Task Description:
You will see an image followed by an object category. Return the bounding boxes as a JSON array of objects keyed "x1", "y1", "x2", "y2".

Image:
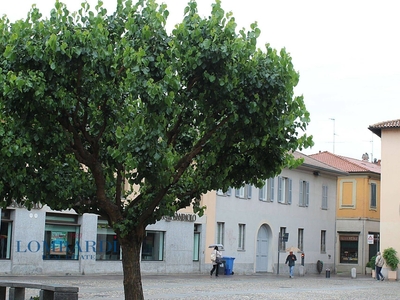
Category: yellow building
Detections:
[{"x1": 311, "y1": 151, "x2": 381, "y2": 274}]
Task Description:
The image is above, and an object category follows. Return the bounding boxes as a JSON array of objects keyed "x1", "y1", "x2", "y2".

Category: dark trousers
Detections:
[
  {"x1": 376, "y1": 266, "x2": 384, "y2": 280},
  {"x1": 210, "y1": 263, "x2": 219, "y2": 276}
]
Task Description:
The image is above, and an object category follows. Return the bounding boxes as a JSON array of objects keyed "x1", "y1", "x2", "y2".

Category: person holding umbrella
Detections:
[
  {"x1": 285, "y1": 250, "x2": 297, "y2": 278},
  {"x1": 210, "y1": 246, "x2": 222, "y2": 277}
]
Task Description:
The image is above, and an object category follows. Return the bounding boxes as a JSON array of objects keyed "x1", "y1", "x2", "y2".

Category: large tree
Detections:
[{"x1": 0, "y1": 0, "x2": 312, "y2": 299}]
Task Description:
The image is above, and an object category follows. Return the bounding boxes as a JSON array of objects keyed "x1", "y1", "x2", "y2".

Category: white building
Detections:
[
  {"x1": 202, "y1": 152, "x2": 346, "y2": 275},
  {"x1": 0, "y1": 152, "x2": 345, "y2": 276}
]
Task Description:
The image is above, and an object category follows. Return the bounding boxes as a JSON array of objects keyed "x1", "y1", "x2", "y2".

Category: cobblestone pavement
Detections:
[{"x1": 2, "y1": 273, "x2": 400, "y2": 299}]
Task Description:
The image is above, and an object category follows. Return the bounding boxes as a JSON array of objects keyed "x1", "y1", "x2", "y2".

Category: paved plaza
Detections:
[{"x1": 2, "y1": 273, "x2": 400, "y2": 299}]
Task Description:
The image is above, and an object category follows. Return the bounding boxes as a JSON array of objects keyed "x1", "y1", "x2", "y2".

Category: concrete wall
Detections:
[
  {"x1": 205, "y1": 166, "x2": 338, "y2": 276},
  {"x1": 380, "y1": 128, "x2": 400, "y2": 276}
]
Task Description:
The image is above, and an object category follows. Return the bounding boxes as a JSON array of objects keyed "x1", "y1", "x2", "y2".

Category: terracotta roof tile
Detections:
[
  {"x1": 293, "y1": 151, "x2": 348, "y2": 175},
  {"x1": 369, "y1": 119, "x2": 400, "y2": 137},
  {"x1": 309, "y1": 151, "x2": 381, "y2": 174}
]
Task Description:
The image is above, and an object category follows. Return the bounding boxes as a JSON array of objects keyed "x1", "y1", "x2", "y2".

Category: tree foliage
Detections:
[{"x1": 0, "y1": 0, "x2": 312, "y2": 299}]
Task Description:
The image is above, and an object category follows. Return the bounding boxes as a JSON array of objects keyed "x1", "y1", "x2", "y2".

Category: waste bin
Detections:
[
  {"x1": 326, "y1": 268, "x2": 330, "y2": 278},
  {"x1": 222, "y1": 256, "x2": 235, "y2": 275}
]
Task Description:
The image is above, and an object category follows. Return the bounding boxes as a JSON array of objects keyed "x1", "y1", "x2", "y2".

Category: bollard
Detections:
[
  {"x1": 351, "y1": 267, "x2": 356, "y2": 278},
  {"x1": 326, "y1": 268, "x2": 330, "y2": 278}
]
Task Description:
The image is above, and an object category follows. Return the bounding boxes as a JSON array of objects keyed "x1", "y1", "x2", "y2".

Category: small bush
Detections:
[
  {"x1": 366, "y1": 255, "x2": 376, "y2": 268},
  {"x1": 383, "y1": 247, "x2": 400, "y2": 271}
]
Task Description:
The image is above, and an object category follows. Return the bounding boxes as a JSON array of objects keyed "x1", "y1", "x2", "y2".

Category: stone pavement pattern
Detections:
[{"x1": 2, "y1": 274, "x2": 400, "y2": 299}]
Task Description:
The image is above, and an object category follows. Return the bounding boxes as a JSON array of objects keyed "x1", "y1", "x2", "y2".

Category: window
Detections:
[
  {"x1": 298, "y1": 228, "x2": 304, "y2": 251},
  {"x1": 96, "y1": 218, "x2": 121, "y2": 260},
  {"x1": 259, "y1": 178, "x2": 275, "y2": 202},
  {"x1": 339, "y1": 179, "x2": 356, "y2": 208},
  {"x1": 322, "y1": 185, "x2": 328, "y2": 210},
  {"x1": 238, "y1": 224, "x2": 246, "y2": 250},
  {"x1": 278, "y1": 177, "x2": 292, "y2": 204},
  {"x1": 339, "y1": 234, "x2": 358, "y2": 264},
  {"x1": 141, "y1": 231, "x2": 164, "y2": 261},
  {"x1": 0, "y1": 210, "x2": 12, "y2": 260},
  {"x1": 279, "y1": 227, "x2": 287, "y2": 251},
  {"x1": 299, "y1": 180, "x2": 309, "y2": 207},
  {"x1": 193, "y1": 224, "x2": 200, "y2": 261},
  {"x1": 43, "y1": 213, "x2": 80, "y2": 260},
  {"x1": 235, "y1": 184, "x2": 252, "y2": 199},
  {"x1": 320, "y1": 230, "x2": 326, "y2": 253},
  {"x1": 217, "y1": 188, "x2": 232, "y2": 197},
  {"x1": 217, "y1": 222, "x2": 225, "y2": 245},
  {"x1": 370, "y1": 183, "x2": 377, "y2": 208}
]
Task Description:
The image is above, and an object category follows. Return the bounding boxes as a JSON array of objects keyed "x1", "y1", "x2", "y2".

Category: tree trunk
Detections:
[{"x1": 120, "y1": 232, "x2": 145, "y2": 300}]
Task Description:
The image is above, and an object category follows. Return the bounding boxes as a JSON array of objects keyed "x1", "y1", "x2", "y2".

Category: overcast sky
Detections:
[{"x1": 3, "y1": 0, "x2": 399, "y2": 161}]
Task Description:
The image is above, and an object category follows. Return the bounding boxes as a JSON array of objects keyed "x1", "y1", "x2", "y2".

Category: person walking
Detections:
[
  {"x1": 210, "y1": 246, "x2": 222, "y2": 277},
  {"x1": 285, "y1": 251, "x2": 297, "y2": 278},
  {"x1": 375, "y1": 251, "x2": 385, "y2": 281}
]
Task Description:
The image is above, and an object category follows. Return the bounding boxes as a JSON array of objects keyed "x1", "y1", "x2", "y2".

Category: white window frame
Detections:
[
  {"x1": 278, "y1": 177, "x2": 292, "y2": 204},
  {"x1": 238, "y1": 224, "x2": 246, "y2": 250},
  {"x1": 259, "y1": 178, "x2": 275, "y2": 202},
  {"x1": 321, "y1": 230, "x2": 326, "y2": 253},
  {"x1": 235, "y1": 184, "x2": 252, "y2": 199},
  {"x1": 299, "y1": 180, "x2": 309, "y2": 207},
  {"x1": 298, "y1": 228, "x2": 304, "y2": 251},
  {"x1": 322, "y1": 185, "x2": 328, "y2": 210},
  {"x1": 217, "y1": 222, "x2": 225, "y2": 245}
]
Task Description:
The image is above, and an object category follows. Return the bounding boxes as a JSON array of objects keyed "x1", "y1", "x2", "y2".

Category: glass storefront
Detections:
[
  {"x1": 0, "y1": 210, "x2": 12, "y2": 259},
  {"x1": 340, "y1": 234, "x2": 358, "y2": 264}
]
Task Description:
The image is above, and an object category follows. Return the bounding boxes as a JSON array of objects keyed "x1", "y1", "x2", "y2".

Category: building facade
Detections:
[
  {"x1": 310, "y1": 151, "x2": 381, "y2": 274},
  {"x1": 370, "y1": 119, "x2": 400, "y2": 277},
  {"x1": 1, "y1": 152, "x2": 344, "y2": 276},
  {"x1": 202, "y1": 152, "x2": 345, "y2": 276}
]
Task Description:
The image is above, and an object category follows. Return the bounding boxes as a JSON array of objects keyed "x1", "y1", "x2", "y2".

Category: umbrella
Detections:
[
  {"x1": 285, "y1": 246, "x2": 301, "y2": 253},
  {"x1": 208, "y1": 244, "x2": 224, "y2": 251}
]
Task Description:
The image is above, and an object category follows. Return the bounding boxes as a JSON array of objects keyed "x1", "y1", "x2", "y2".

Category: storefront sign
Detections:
[
  {"x1": 162, "y1": 213, "x2": 196, "y2": 222},
  {"x1": 339, "y1": 235, "x2": 358, "y2": 241}
]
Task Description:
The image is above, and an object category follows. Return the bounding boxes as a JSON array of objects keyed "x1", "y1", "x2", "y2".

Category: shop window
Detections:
[
  {"x1": 96, "y1": 218, "x2": 121, "y2": 260},
  {"x1": 0, "y1": 210, "x2": 12, "y2": 259},
  {"x1": 43, "y1": 213, "x2": 80, "y2": 260},
  {"x1": 141, "y1": 231, "x2": 164, "y2": 261},
  {"x1": 340, "y1": 235, "x2": 358, "y2": 264}
]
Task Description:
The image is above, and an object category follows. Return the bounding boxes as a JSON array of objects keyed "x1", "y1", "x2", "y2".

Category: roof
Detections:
[
  {"x1": 369, "y1": 119, "x2": 400, "y2": 137},
  {"x1": 309, "y1": 151, "x2": 381, "y2": 174},
  {"x1": 293, "y1": 151, "x2": 348, "y2": 176}
]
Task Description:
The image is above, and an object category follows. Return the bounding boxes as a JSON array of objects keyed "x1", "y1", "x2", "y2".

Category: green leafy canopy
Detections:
[{"x1": 0, "y1": 0, "x2": 313, "y2": 230}]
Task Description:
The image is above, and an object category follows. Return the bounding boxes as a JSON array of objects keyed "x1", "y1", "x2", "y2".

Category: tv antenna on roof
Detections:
[{"x1": 329, "y1": 118, "x2": 336, "y2": 154}]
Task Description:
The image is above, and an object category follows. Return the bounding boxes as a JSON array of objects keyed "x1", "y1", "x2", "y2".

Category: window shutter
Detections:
[
  {"x1": 235, "y1": 188, "x2": 240, "y2": 198},
  {"x1": 270, "y1": 178, "x2": 275, "y2": 202},
  {"x1": 306, "y1": 181, "x2": 310, "y2": 207},
  {"x1": 299, "y1": 180, "x2": 303, "y2": 206},
  {"x1": 288, "y1": 179, "x2": 292, "y2": 204},
  {"x1": 247, "y1": 184, "x2": 252, "y2": 199},
  {"x1": 278, "y1": 177, "x2": 282, "y2": 203},
  {"x1": 227, "y1": 187, "x2": 232, "y2": 196}
]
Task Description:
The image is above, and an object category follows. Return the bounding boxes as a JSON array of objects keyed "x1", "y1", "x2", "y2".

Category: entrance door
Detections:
[{"x1": 256, "y1": 225, "x2": 269, "y2": 272}]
